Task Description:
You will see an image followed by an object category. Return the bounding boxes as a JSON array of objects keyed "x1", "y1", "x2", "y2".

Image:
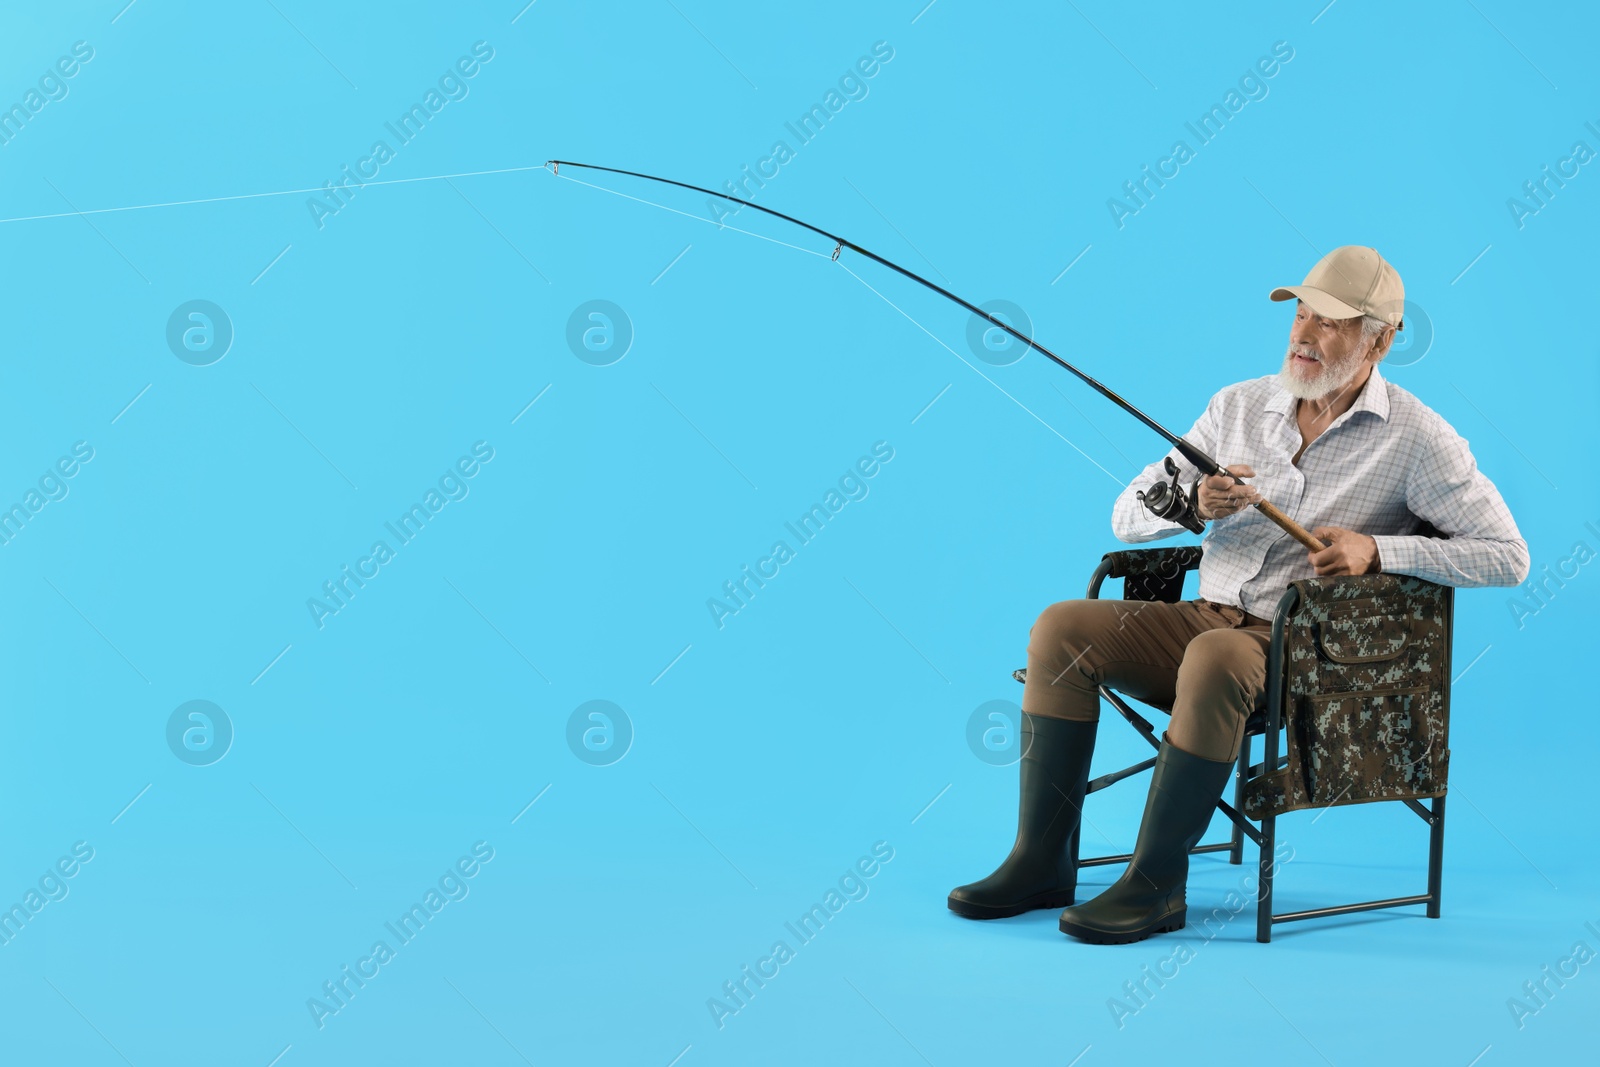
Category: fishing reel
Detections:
[{"x1": 1138, "y1": 457, "x2": 1206, "y2": 534}]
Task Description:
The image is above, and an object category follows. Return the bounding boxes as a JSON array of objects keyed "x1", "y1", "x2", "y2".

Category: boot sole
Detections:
[
  {"x1": 1058, "y1": 910, "x2": 1186, "y2": 944},
  {"x1": 948, "y1": 889, "x2": 1077, "y2": 920}
]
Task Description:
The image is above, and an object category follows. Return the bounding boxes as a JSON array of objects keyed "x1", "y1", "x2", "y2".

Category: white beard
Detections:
[{"x1": 1276, "y1": 341, "x2": 1367, "y2": 401}]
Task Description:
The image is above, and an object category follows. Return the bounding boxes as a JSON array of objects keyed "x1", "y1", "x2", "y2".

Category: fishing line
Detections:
[
  {"x1": 830, "y1": 256, "x2": 1123, "y2": 484},
  {"x1": 550, "y1": 167, "x2": 834, "y2": 261},
  {"x1": 0, "y1": 165, "x2": 553, "y2": 226}
]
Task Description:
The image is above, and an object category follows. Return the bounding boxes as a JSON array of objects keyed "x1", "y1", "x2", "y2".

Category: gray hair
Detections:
[{"x1": 1360, "y1": 314, "x2": 1393, "y2": 343}]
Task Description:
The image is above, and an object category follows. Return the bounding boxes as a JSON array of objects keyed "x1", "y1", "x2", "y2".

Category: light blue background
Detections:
[{"x1": 0, "y1": 1, "x2": 1594, "y2": 1064}]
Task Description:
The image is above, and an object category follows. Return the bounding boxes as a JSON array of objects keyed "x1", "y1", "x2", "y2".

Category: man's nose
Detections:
[{"x1": 1291, "y1": 316, "x2": 1316, "y2": 347}]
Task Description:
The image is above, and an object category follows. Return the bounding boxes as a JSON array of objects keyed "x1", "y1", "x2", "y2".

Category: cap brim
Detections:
[{"x1": 1268, "y1": 284, "x2": 1364, "y2": 320}]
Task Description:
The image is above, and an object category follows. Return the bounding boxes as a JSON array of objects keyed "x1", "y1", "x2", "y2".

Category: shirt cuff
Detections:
[{"x1": 1370, "y1": 534, "x2": 1407, "y2": 575}]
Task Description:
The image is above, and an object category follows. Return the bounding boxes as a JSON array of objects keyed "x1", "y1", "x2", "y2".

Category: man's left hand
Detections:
[{"x1": 1308, "y1": 526, "x2": 1380, "y2": 576}]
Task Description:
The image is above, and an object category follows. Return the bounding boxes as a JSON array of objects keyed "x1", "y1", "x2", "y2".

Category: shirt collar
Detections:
[{"x1": 1265, "y1": 362, "x2": 1390, "y2": 423}]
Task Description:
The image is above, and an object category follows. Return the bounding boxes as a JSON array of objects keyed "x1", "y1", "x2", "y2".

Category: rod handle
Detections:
[{"x1": 1255, "y1": 500, "x2": 1327, "y2": 552}]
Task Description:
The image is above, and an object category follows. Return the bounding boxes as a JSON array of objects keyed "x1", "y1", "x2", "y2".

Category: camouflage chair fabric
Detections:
[{"x1": 1245, "y1": 572, "x2": 1454, "y2": 819}]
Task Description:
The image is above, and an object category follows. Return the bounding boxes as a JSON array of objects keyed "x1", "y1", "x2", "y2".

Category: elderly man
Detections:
[{"x1": 947, "y1": 246, "x2": 1529, "y2": 945}]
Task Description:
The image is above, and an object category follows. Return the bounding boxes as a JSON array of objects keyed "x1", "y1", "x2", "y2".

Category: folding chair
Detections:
[{"x1": 1013, "y1": 542, "x2": 1454, "y2": 942}]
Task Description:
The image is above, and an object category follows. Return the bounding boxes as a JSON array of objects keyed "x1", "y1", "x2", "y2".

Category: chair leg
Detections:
[
  {"x1": 1427, "y1": 795, "x2": 1446, "y2": 918},
  {"x1": 1256, "y1": 813, "x2": 1275, "y2": 943},
  {"x1": 1229, "y1": 731, "x2": 1249, "y2": 866}
]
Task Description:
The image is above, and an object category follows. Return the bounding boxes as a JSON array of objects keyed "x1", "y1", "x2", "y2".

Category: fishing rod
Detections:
[{"x1": 545, "y1": 160, "x2": 1327, "y2": 553}]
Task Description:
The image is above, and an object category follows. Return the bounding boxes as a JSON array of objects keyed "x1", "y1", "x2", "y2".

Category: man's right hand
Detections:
[{"x1": 1194, "y1": 464, "x2": 1261, "y2": 522}]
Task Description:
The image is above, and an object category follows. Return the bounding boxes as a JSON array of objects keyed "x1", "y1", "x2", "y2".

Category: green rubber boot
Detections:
[
  {"x1": 1058, "y1": 734, "x2": 1235, "y2": 944},
  {"x1": 948, "y1": 714, "x2": 1097, "y2": 919}
]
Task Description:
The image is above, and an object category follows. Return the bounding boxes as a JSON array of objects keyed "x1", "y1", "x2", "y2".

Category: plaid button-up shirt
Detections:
[{"x1": 1111, "y1": 364, "x2": 1531, "y2": 620}]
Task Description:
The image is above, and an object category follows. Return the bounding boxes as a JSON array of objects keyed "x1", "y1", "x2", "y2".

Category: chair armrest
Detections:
[
  {"x1": 1089, "y1": 546, "x2": 1204, "y2": 602},
  {"x1": 1285, "y1": 571, "x2": 1452, "y2": 612}
]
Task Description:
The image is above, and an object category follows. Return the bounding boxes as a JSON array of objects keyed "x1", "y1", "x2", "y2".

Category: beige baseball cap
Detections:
[{"x1": 1269, "y1": 245, "x2": 1405, "y2": 329}]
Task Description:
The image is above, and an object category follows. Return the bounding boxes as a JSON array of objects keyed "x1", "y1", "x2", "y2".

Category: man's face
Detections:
[{"x1": 1277, "y1": 301, "x2": 1372, "y2": 402}]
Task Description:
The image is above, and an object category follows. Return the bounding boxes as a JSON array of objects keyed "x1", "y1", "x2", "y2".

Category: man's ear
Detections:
[{"x1": 1369, "y1": 325, "x2": 1397, "y2": 362}]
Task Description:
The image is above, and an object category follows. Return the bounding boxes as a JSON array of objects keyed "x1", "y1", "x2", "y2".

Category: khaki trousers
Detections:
[{"x1": 1022, "y1": 598, "x2": 1275, "y2": 762}]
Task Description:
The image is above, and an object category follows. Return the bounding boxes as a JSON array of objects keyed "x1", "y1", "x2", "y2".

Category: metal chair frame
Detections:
[{"x1": 1026, "y1": 546, "x2": 1451, "y2": 943}]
